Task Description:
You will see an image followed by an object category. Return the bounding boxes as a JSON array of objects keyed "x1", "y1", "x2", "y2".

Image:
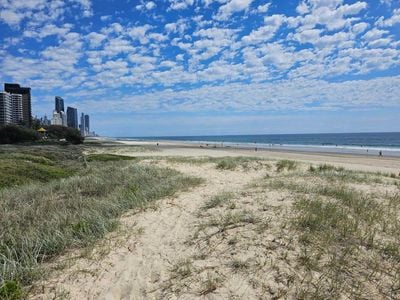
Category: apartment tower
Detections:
[
  {"x1": 67, "y1": 107, "x2": 78, "y2": 129},
  {"x1": 4, "y1": 83, "x2": 32, "y2": 127}
]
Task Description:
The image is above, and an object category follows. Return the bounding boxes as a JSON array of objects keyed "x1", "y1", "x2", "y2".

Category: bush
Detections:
[
  {"x1": 45, "y1": 125, "x2": 84, "y2": 144},
  {"x1": 0, "y1": 125, "x2": 40, "y2": 144}
]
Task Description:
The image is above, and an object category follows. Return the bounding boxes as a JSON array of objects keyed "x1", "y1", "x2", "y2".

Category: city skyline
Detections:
[
  {"x1": 0, "y1": 1, "x2": 399, "y2": 136},
  {"x1": 0, "y1": 81, "x2": 92, "y2": 136}
]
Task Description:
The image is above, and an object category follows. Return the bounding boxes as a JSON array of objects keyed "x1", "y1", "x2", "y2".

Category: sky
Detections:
[{"x1": 0, "y1": 0, "x2": 399, "y2": 137}]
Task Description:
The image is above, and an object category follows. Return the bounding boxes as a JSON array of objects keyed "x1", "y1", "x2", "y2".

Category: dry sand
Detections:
[{"x1": 30, "y1": 143, "x2": 400, "y2": 299}]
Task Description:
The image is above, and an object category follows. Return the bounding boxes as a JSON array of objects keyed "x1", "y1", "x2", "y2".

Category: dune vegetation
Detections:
[{"x1": 0, "y1": 144, "x2": 202, "y2": 298}]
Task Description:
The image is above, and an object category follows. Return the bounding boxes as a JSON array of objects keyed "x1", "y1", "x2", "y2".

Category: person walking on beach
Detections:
[{"x1": 379, "y1": 150, "x2": 382, "y2": 157}]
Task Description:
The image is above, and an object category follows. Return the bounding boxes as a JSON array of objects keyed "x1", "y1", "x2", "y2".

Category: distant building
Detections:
[
  {"x1": 67, "y1": 106, "x2": 78, "y2": 129},
  {"x1": 11, "y1": 94, "x2": 23, "y2": 124},
  {"x1": 51, "y1": 110, "x2": 63, "y2": 126},
  {"x1": 61, "y1": 111, "x2": 67, "y2": 126},
  {"x1": 4, "y1": 83, "x2": 32, "y2": 127},
  {"x1": 80, "y1": 112, "x2": 85, "y2": 136},
  {"x1": 41, "y1": 115, "x2": 51, "y2": 126},
  {"x1": 55, "y1": 96, "x2": 64, "y2": 113},
  {"x1": 84, "y1": 114, "x2": 90, "y2": 135},
  {"x1": 0, "y1": 92, "x2": 12, "y2": 125}
]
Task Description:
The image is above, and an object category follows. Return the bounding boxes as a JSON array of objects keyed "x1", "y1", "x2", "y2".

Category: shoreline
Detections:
[
  {"x1": 112, "y1": 137, "x2": 400, "y2": 158},
  {"x1": 102, "y1": 138, "x2": 400, "y2": 174}
]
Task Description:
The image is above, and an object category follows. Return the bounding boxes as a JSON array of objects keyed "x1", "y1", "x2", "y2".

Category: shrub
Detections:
[
  {"x1": 0, "y1": 125, "x2": 40, "y2": 144},
  {"x1": 45, "y1": 125, "x2": 84, "y2": 144}
]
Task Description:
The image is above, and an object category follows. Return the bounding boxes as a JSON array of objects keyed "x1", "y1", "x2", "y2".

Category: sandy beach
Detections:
[
  {"x1": 25, "y1": 140, "x2": 400, "y2": 299},
  {"x1": 115, "y1": 139, "x2": 400, "y2": 173}
]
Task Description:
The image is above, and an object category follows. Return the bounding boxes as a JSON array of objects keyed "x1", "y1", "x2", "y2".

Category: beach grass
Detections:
[
  {"x1": 86, "y1": 153, "x2": 137, "y2": 162},
  {"x1": 257, "y1": 162, "x2": 400, "y2": 298},
  {"x1": 276, "y1": 160, "x2": 298, "y2": 172},
  {"x1": 0, "y1": 145, "x2": 85, "y2": 190},
  {"x1": 0, "y1": 146, "x2": 202, "y2": 297},
  {"x1": 201, "y1": 192, "x2": 234, "y2": 210}
]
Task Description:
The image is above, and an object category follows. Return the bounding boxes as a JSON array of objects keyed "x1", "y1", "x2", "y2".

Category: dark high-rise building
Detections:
[
  {"x1": 67, "y1": 106, "x2": 78, "y2": 129},
  {"x1": 80, "y1": 112, "x2": 85, "y2": 136},
  {"x1": 55, "y1": 96, "x2": 64, "y2": 113},
  {"x1": 4, "y1": 83, "x2": 32, "y2": 127},
  {"x1": 84, "y1": 114, "x2": 90, "y2": 133}
]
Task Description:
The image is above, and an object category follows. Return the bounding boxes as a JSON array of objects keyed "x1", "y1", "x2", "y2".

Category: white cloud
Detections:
[
  {"x1": 215, "y1": 0, "x2": 253, "y2": 21},
  {"x1": 72, "y1": 76, "x2": 400, "y2": 114},
  {"x1": 169, "y1": 0, "x2": 194, "y2": 10},
  {"x1": 145, "y1": 1, "x2": 156, "y2": 10},
  {"x1": 136, "y1": 1, "x2": 157, "y2": 11},
  {"x1": 362, "y1": 28, "x2": 389, "y2": 41},
  {"x1": 0, "y1": 0, "x2": 92, "y2": 27},
  {"x1": 257, "y1": 3, "x2": 270, "y2": 13},
  {"x1": 128, "y1": 24, "x2": 153, "y2": 44},
  {"x1": 23, "y1": 23, "x2": 73, "y2": 39},
  {"x1": 352, "y1": 22, "x2": 369, "y2": 35},
  {"x1": 377, "y1": 8, "x2": 400, "y2": 27},
  {"x1": 87, "y1": 32, "x2": 107, "y2": 48},
  {"x1": 242, "y1": 14, "x2": 285, "y2": 44}
]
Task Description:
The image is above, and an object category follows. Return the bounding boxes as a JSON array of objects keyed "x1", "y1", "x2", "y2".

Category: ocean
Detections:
[{"x1": 118, "y1": 132, "x2": 400, "y2": 156}]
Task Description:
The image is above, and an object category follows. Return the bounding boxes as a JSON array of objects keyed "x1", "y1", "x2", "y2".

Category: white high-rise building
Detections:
[
  {"x1": 51, "y1": 110, "x2": 68, "y2": 127},
  {"x1": 0, "y1": 92, "x2": 12, "y2": 125},
  {"x1": 11, "y1": 94, "x2": 23, "y2": 124},
  {"x1": 51, "y1": 110, "x2": 63, "y2": 126}
]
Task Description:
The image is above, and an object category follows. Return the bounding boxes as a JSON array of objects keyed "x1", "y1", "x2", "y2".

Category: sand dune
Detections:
[{"x1": 30, "y1": 144, "x2": 400, "y2": 299}]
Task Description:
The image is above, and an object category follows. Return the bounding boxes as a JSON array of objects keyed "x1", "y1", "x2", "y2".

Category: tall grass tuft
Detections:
[{"x1": 276, "y1": 160, "x2": 297, "y2": 172}]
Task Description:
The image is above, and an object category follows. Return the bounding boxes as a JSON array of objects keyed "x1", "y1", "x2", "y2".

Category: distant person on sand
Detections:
[{"x1": 379, "y1": 150, "x2": 382, "y2": 157}]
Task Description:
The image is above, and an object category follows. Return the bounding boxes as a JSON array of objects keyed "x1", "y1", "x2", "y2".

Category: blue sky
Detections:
[{"x1": 0, "y1": 0, "x2": 399, "y2": 136}]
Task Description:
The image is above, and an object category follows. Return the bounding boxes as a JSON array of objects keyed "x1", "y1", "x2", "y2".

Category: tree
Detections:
[
  {"x1": 45, "y1": 125, "x2": 84, "y2": 144},
  {"x1": 0, "y1": 125, "x2": 40, "y2": 144}
]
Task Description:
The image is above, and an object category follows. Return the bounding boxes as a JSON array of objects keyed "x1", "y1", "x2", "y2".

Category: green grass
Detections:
[
  {"x1": 306, "y1": 164, "x2": 398, "y2": 185},
  {"x1": 286, "y1": 184, "x2": 399, "y2": 297},
  {"x1": 0, "y1": 148, "x2": 202, "y2": 295},
  {"x1": 86, "y1": 153, "x2": 137, "y2": 162},
  {"x1": 256, "y1": 162, "x2": 400, "y2": 297},
  {"x1": 0, "y1": 145, "x2": 85, "y2": 190},
  {"x1": 0, "y1": 280, "x2": 23, "y2": 300}
]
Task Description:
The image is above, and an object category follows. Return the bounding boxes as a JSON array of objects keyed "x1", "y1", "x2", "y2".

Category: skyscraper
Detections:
[
  {"x1": 84, "y1": 114, "x2": 90, "y2": 135},
  {"x1": 55, "y1": 96, "x2": 64, "y2": 113},
  {"x1": 80, "y1": 112, "x2": 85, "y2": 136},
  {"x1": 67, "y1": 107, "x2": 78, "y2": 129},
  {"x1": 4, "y1": 83, "x2": 32, "y2": 127},
  {"x1": 0, "y1": 92, "x2": 12, "y2": 125}
]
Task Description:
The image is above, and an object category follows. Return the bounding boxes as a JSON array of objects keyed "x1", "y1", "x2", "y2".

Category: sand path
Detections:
[{"x1": 32, "y1": 162, "x2": 265, "y2": 299}]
